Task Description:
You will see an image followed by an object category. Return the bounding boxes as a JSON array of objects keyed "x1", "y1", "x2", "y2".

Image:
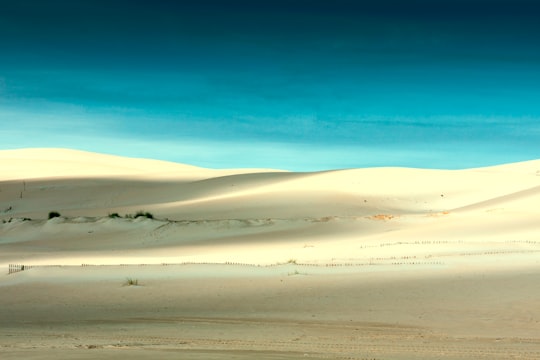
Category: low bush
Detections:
[
  {"x1": 48, "y1": 211, "x2": 61, "y2": 219},
  {"x1": 125, "y1": 277, "x2": 139, "y2": 286},
  {"x1": 134, "y1": 211, "x2": 154, "y2": 219}
]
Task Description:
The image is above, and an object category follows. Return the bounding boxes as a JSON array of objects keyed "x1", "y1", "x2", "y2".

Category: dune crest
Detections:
[
  {"x1": 1, "y1": 149, "x2": 540, "y2": 359},
  {"x1": 0, "y1": 148, "x2": 284, "y2": 181}
]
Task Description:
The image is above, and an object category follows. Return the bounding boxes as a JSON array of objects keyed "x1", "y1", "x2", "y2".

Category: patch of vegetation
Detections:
[
  {"x1": 108, "y1": 212, "x2": 121, "y2": 218},
  {"x1": 125, "y1": 277, "x2": 139, "y2": 286},
  {"x1": 134, "y1": 211, "x2": 154, "y2": 219},
  {"x1": 48, "y1": 211, "x2": 61, "y2": 219},
  {"x1": 287, "y1": 269, "x2": 307, "y2": 276},
  {"x1": 286, "y1": 258, "x2": 298, "y2": 265}
]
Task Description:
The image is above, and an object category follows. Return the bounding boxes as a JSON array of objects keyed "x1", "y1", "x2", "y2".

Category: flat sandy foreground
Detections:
[{"x1": 1, "y1": 149, "x2": 540, "y2": 359}]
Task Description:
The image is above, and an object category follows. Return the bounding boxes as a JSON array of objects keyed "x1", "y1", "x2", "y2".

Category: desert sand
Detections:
[{"x1": 1, "y1": 148, "x2": 540, "y2": 359}]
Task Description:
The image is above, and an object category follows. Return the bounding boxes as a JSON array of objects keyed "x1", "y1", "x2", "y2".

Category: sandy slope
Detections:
[{"x1": 1, "y1": 148, "x2": 540, "y2": 359}]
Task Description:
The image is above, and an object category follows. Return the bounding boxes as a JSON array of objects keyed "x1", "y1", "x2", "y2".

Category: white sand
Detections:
[{"x1": 1, "y1": 148, "x2": 540, "y2": 359}]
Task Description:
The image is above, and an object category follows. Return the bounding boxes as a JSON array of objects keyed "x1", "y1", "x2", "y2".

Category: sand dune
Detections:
[{"x1": 1, "y1": 149, "x2": 540, "y2": 359}]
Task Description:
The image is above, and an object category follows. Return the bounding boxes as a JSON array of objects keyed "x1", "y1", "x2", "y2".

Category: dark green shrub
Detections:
[
  {"x1": 135, "y1": 211, "x2": 153, "y2": 219},
  {"x1": 48, "y1": 211, "x2": 61, "y2": 219}
]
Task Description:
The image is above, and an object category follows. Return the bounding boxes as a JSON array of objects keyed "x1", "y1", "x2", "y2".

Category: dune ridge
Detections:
[{"x1": 1, "y1": 148, "x2": 540, "y2": 359}]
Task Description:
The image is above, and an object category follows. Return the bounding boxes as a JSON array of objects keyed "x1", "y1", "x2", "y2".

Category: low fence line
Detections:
[
  {"x1": 8, "y1": 264, "x2": 66, "y2": 275},
  {"x1": 7, "y1": 260, "x2": 445, "y2": 275},
  {"x1": 9, "y1": 264, "x2": 24, "y2": 275}
]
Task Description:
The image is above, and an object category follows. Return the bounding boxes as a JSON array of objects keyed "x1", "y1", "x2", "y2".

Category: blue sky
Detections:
[{"x1": 1, "y1": 0, "x2": 539, "y2": 170}]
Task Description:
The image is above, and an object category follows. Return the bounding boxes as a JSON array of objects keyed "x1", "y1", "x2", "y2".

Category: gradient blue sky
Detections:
[{"x1": 1, "y1": 0, "x2": 539, "y2": 170}]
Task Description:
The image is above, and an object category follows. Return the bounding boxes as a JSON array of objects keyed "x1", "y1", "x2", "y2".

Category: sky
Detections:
[{"x1": 1, "y1": 0, "x2": 539, "y2": 170}]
